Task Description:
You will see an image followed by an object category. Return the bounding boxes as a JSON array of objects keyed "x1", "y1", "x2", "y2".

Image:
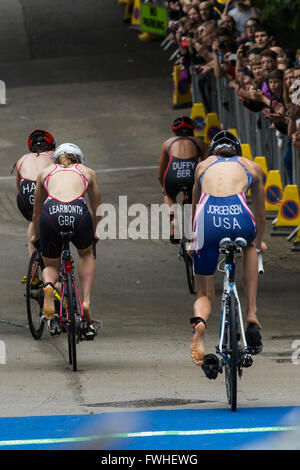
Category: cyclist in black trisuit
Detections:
[
  {"x1": 15, "y1": 129, "x2": 56, "y2": 258},
  {"x1": 158, "y1": 116, "x2": 207, "y2": 244}
]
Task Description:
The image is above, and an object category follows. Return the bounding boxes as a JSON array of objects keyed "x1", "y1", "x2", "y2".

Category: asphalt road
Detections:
[{"x1": 0, "y1": 0, "x2": 300, "y2": 424}]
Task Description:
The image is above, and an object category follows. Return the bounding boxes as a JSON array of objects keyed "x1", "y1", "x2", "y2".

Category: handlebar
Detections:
[{"x1": 256, "y1": 249, "x2": 264, "y2": 275}]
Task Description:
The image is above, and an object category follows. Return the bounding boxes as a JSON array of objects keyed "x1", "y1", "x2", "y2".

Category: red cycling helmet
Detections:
[
  {"x1": 27, "y1": 129, "x2": 56, "y2": 152},
  {"x1": 171, "y1": 116, "x2": 194, "y2": 133}
]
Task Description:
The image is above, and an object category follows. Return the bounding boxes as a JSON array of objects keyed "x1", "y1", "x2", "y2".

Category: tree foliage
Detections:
[{"x1": 257, "y1": 0, "x2": 300, "y2": 31}]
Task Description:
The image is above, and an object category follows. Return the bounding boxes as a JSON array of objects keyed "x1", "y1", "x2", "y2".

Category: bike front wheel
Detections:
[
  {"x1": 26, "y1": 250, "x2": 45, "y2": 340},
  {"x1": 224, "y1": 293, "x2": 238, "y2": 412}
]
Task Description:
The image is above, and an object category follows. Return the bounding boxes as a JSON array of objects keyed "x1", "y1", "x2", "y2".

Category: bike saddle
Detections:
[
  {"x1": 219, "y1": 237, "x2": 247, "y2": 248},
  {"x1": 202, "y1": 354, "x2": 221, "y2": 380}
]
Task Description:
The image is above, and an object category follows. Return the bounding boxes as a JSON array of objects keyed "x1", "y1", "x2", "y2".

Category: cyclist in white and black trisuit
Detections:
[
  {"x1": 158, "y1": 116, "x2": 207, "y2": 243},
  {"x1": 31, "y1": 143, "x2": 101, "y2": 338}
]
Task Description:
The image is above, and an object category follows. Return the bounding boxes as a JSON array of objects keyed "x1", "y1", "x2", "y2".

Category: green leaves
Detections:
[{"x1": 258, "y1": 0, "x2": 300, "y2": 31}]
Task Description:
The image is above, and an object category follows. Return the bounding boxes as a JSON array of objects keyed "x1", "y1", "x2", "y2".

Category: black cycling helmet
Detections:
[
  {"x1": 171, "y1": 116, "x2": 194, "y2": 136},
  {"x1": 208, "y1": 130, "x2": 241, "y2": 156},
  {"x1": 28, "y1": 129, "x2": 56, "y2": 152}
]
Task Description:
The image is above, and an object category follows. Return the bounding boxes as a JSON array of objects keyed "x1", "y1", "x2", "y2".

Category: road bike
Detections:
[
  {"x1": 26, "y1": 233, "x2": 98, "y2": 371},
  {"x1": 58, "y1": 231, "x2": 89, "y2": 372},
  {"x1": 25, "y1": 244, "x2": 45, "y2": 340},
  {"x1": 177, "y1": 185, "x2": 196, "y2": 295},
  {"x1": 214, "y1": 237, "x2": 263, "y2": 411}
]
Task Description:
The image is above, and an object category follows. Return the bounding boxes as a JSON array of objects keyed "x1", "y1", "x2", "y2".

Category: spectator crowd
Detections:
[{"x1": 163, "y1": 0, "x2": 300, "y2": 183}]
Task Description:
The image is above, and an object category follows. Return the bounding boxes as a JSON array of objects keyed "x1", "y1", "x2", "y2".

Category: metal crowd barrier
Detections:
[
  {"x1": 190, "y1": 67, "x2": 299, "y2": 185},
  {"x1": 190, "y1": 67, "x2": 300, "y2": 249},
  {"x1": 292, "y1": 147, "x2": 300, "y2": 187}
]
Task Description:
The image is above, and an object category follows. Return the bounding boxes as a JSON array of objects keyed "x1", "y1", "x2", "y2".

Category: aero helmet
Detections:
[
  {"x1": 28, "y1": 129, "x2": 56, "y2": 152},
  {"x1": 208, "y1": 130, "x2": 241, "y2": 156},
  {"x1": 54, "y1": 143, "x2": 85, "y2": 164},
  {"x1": 171, "y1": 116, "x2": 194, "y2": 135}
]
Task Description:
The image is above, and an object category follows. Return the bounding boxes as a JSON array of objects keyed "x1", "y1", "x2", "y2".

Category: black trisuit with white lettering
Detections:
[
  {"x1": 40, "y1": 164, "x2": 94, "y2": 258},
  {"x1": 163, "y1": 137, "x2": 201, "y2": 202},
  {"x1": 17, "y1": 179, "x2": 36, "y2": 221}
]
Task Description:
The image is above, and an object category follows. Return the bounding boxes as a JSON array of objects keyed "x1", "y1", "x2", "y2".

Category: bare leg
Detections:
[
  {"x1": 242, "y1": 244, "x2": 262, "y2": 328},
  {"x1": 42, "y1": 257, "x2": 61, "y2": 320},
  {"x1": 190, "y1": 274, "x2": 215, "y2": 366},
  {"x1": 27, "y1": 222, "x2": 36, "y2": 256},
  {"x1": 163, "y1": 193, "x2": 178, "y2": 241},
  {"x1": 77, "y1": 245, "x2": 96, "y2": 323}
]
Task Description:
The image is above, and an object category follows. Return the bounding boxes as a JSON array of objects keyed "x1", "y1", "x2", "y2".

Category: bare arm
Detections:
[
  {"x1": 222, "y1": 0, "x2": 233, "y2": 16},
  {"x1": 192, "y1": 164, "x2": 202, "y2": 224},
  {"x1": 157, "y1": 142, "x2": 170, "y2": 188},
  {"x1": 32, "y1": 172, "x2": 48, "y2": 240},
  {"x1": 249, "y1": 164, "x2": 266, "y2": 250},
  {"x1": 87, "y1": 169, "x2": 102, "y2": 234},
  {"x1": 16, "y1": 169, "x2": 21, "y2": 190}
]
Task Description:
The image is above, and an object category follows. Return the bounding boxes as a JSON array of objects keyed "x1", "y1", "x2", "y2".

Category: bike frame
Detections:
[
  {"x1": 59, "y1": 233, "x2": 84, "y2": 325},
  {"x1": 218, "y1": 253, "x2": 248, "y2": 363}
]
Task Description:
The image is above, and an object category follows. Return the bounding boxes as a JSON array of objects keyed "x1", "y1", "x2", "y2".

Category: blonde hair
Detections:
[{"x1": 58, "y1": 153, "x2": 78, "y2": 167}]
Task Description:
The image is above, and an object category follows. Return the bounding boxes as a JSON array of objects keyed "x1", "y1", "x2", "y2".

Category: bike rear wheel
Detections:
[
  {"x1": 26, "y1": 250, "x2": 45, "y2": 340},
  {"x1": 224, "y1": 293, "x2": 238, "y2": 411},
  {"x1": 66, "y1": 273, "x2": 78, "y2": 372},
  {"x1": 182, "y1": 237, "x2": 196, "y2": 295}
]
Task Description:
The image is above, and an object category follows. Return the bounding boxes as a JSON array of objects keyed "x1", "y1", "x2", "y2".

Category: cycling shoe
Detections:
[
  {"x1": 202, "y1": 354, "x2": 220, "y2": 380},
  {"x1": 246, "y1": 323, "x2": 263, "y2": 355},
  {"x1": 82, "y1": 321, "x2": 98, "y2": 341},
  {"x1": 47, "y1": 314, "x2": 61, "y2": 336}
]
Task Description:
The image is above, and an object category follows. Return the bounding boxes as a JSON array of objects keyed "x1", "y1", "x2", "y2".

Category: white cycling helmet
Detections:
[{"x1": 54, "y1": 143, "x2": 85, "y2": 164}]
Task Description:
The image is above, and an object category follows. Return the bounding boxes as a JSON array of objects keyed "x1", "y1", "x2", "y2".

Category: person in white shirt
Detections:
[{"x1": 223, "y1": 0, "x2": 261, "y2": 37}]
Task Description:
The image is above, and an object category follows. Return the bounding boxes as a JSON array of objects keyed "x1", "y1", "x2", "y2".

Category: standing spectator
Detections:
[
  {"x1": 259, "y1": 49, "x2": 277, "y2": 101},
  {"x1": 252, "y1": 23, "x2": 274, "y2": 53},
  {"x1": 218, "y1": 15, "x2": 239, "y2": 39},
  {"x1": 198, "y1": 1, "x2": 216, "y2": 23},
  {"x1": 238, "y1": 16, "x2": 260, "y2": 45},
  {"x1": 223, "y1": 0, "x2": 261, "y2": 37}
]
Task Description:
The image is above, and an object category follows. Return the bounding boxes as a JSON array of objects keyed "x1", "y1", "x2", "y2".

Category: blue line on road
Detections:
[{"x1": 0, "y1": 406, "x2": 299, "y2": 450}]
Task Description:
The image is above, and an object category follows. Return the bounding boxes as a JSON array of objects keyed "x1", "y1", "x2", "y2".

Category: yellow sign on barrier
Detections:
[
  {"x1": 241, "y1": 144, "x2": 252, "y2": 160},
  {"x1": 264, "y1": 170, "x2": 283, "y2": 212},
  {"x1": 123, "y1": 0, "x2": 134, "y2": 21},
  {"x1": 254, "y1": 156, "x2": 268, "y2": 187},
  {"x1": 275, "y1": 185, "x2": 300, "y2": 227},
  {"x1": 172, "y1": 65, "x2": 192, "y2": 108},
  {"x1": 131, "y1": 0, "x2": 141, "y2": 26},
  {"x1": 227, "y1": 128, "x2": 239, "y2": 139},
  {"x1": 191, "y1": 103, "x2": 206, "y2": 138},
  {"x1": 204, "y1": 113, "x2": 221, "y2": 144}
]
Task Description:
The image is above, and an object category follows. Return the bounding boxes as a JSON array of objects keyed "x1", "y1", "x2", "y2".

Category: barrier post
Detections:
[
  {"x1": 191, "y1": 103, "x2": 206, "y2": 138},
  {"x1": 204, "y1": 112, "x2": 222, "y2": 144},
  {"x1": 172, "y1": 65, "x2": 192, "y2": 108},
  {"x1": 271, "y1": 184, "x2": 300, "y2": 236},
  {"x1": 264, "y1": 169, "x2": 283, "y2": 218}
]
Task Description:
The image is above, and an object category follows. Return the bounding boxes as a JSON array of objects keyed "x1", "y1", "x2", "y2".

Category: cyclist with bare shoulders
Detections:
[
  {"x1": 158, "y1": 116, "x2": 207, "y2": 244},
  {"x1": 31, "y1": 143, "x2": 101, "y2": 338},
  {"x1": 15, "y1": 129, "x2": 56, "y2": 257},
  {"x1": 189, "y1": 131, "x2": 267, "y2": 370}
]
